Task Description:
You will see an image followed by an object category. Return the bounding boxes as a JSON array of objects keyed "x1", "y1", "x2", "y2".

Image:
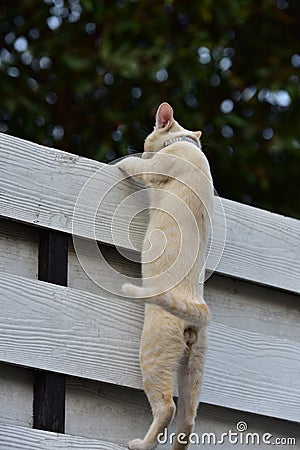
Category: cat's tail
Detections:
[{"x1": 122, "y1": 283, "x2": 211, "y2": 328}]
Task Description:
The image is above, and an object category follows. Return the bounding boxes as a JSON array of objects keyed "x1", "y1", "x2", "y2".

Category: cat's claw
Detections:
[{"x1": 127, "y1": 439, "x2": 145, "y2": 450}]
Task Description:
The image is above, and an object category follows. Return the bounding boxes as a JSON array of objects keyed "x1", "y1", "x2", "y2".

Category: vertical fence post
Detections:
[{"x1": 33, "y1": 230, "x2": 68, "y2": 433}]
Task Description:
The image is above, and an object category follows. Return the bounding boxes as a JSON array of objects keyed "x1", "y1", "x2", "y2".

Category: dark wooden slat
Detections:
[
  {"x1": 38, "y1": 230, "x2": 68, "y2": 286},
  {"x1": 33, "y1": 371, "x2": 66, "y2": 433},
  {"x1": 33, "y1": 230, "x2": 68, "y2": 433}
]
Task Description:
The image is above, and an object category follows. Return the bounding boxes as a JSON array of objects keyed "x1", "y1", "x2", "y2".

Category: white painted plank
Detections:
[
  {"x1": 0, "y1": 363, "x2": 33, "y2": 428},
  {"x1": 206, "y1": 322, "x2": 300, "y2": 421},
  {"x1": 0, "y1": 367, "x2": 298, "y2": 450},
  {"x1": 0, "y1": 272, "x2": 299, "y2": 422},
  {"x1": 206, "y1": 276, "x2": 300, "y2": 342},
  {"x1": 0, "y1": 132, "x2": 145, "y2": 247},
  {"x1": 212, "y1": 197, "x2": 300, "y2": 293},
  {"x1": 0, "y1": 133, "x2": 299, "y2": 294},
  {"x1": 3, "y1": 420, "x2": 297, "y2": 450},
  {"x1": 0, "y1": 220, "x2": 297, "y2": 346},
  {"x1": 0, "y1": 219, "x2": 38, "y2": 279},
  {"x1": 0, "y1": 425, "x2": 127, "y2": 449},
  {"x1": 0, "y1": 271, "x2": 143, "y2": 388},
  {"x1": 68, "y1": 238, "x2": 141, "y2": 300},
  {"x1": 1, "y1": 363, "x2": 297, "y2": 450},
  {"x1": 68, "y1": 236, "x2": 300, "y2": 343},
  {"x1": 66, "y1": 379, "x2": 300, "y2": 449}
]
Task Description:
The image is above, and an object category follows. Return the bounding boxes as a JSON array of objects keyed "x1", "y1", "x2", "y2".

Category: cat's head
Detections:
[{"x1": 143, "y1": 102, "x2": 202, "y2": 156}]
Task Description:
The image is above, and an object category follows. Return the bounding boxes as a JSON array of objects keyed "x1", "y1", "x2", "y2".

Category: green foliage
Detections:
[{"x1": 0, "y1": 0, "x2": 299, "y2": 217}]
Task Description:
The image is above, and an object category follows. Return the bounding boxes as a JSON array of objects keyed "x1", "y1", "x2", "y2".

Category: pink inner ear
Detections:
[{"x1": 156, "y1": 102, "x2": 173, "y2": 129}]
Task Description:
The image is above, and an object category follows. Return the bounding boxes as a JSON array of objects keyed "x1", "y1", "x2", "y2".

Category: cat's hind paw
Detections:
[{"x1": 127, "y1": 439, "x2": 145, "y2": 450}]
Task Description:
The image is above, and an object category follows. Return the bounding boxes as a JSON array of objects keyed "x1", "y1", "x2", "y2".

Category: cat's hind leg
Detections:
[
  {"x1": 128, "y1": 312, "x2": 186, "y2": 450},
  {"x1": 172, "y1": 328, "x2": 207, "y2": 450}
]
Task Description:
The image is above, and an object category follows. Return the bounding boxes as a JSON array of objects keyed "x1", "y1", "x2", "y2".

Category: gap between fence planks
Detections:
[
  {"x1": 0, "y1": 133, "x2": 299, "y2": 294},
  {"x1": 0, "y1": 425, "x2": 127, "y2": 450},
  {"x1": 0, "y1": 271, "x2": 299, "y2": 423}
]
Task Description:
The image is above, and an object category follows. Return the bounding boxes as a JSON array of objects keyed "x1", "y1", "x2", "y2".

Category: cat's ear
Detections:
[
  {"x1": 155, "y1": 102, "x2": 174, "y2": 129},
  {"x1": 194, "y1": 131, "x2": 202, "y2": 139}
]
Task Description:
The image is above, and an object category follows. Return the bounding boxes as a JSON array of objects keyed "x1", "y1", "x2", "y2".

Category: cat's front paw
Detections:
[
  {"x1": 122, "y1": 283, "x2": 142, "y2": 298},
  {"x1": 115, "y1": 157, "x2": 136, "y2": 173},
  {"x1": 127, "y1": 439, "x2": 145, "y2": 450}
]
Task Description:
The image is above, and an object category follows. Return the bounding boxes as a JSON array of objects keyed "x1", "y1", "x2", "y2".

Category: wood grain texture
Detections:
[
  {"x1": 0, "y1": 365, "x2": 299, "y2": 450},
  {"x1": 68, "y1": 238, "x2": 300, "y2": 343},
  {"x1": 0, "y1": 272, "x2": 299, "y2": 422},
  {"x1": 206, "y1": 276, "x2": 300, "y2": 342},
  {"x1": 212, "y1": 197, "x2": 300, "y2": 294},
  {"x1": 0, "y1": 219, "x2": 298, "y2": 345},
  {"x1": 0, "y1": 425, "x2": 127, "y2": 449},
  {"x1": 66, "y1": 379, "x2": 300, "y2": 449},
  {"x1": 0, "y1": 219, "x2": 38, "y2": 279},
  {"x1": 0, "y1": 133, "x2": 299, "y2": 294},
  {"x1": 0, "y1": 363, "x2": 33, "y2": 428}
]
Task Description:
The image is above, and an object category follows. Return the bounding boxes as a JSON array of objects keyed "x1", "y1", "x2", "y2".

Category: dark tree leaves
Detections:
[{"x1": 0, "y1": 0, "x2": 299, "y2": 217}]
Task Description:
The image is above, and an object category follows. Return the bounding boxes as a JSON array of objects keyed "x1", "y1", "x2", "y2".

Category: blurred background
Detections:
[{"x1": 0, "y1": 0, "x2": 299, "y2": 218}]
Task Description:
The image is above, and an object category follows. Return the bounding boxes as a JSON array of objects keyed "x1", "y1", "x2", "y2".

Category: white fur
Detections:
[{"x1": 116, "y1": 102, "x2": 213, "y2": 450}]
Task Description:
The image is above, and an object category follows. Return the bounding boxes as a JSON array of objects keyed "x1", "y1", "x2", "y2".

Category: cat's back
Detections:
[
  {"x1": 151, "y1": 142, "x2": 213, "y2": 218},
  {"x1": 142, "y1": 142, "x2": 212, "y2": 289},
  {"x1": 165, "y1": 142, "x2": 212, "y2": 186}
]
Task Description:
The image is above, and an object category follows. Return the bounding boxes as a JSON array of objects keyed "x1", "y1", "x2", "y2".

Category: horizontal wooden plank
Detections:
[
  {"x1": 1, "y1": 217, "x2": 298, "y2": 343},
  {"x1": 68, "y1": 239, "x2": 300, "y2": 342},
  {"x1": 0, "y1": 271, "x2": 143, "y2": 387},
  {"x1": 211, "y1": 197, "x2": 300, "y2": 294},
  {"x1": 0, "y1": 133, "x2": 299, "y2": 294},
  {"x1": 66, "y1": 378, "x2": 300, "y2": 448},
  {"x1": 0, "y1": 364, "x2": 33, "y2": 429},
  {"x1": 0, "y1": 218, "x2": 297, "y2": 343},
  {"x1": 208, "y1": 279, "x2": 300, "y2": 342},
  {"x1": 0, "y1": 219, "x2": 38, "y2": 280},
  {"x1": 0, "y1": 425, "x2": 127, "y2": 449},
  {"x1": 0, "y1": 218, "x2": 141, "y2": 289},
  {"x1": 1, "y1": 364, "x2": 299, "y2": 449},
  {"x1": 0, "y1": 272, "x2": 299, "y2": 422}
]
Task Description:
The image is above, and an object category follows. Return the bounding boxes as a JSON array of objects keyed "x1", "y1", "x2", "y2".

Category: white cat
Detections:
[{"x1": 116, "y1": 102, "x2": 213, "y2": 450}]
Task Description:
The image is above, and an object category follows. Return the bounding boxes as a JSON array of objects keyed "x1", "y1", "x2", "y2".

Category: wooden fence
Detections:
[{"x1": 0, "y1": 132, "x2": 299, "y2": 449}]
